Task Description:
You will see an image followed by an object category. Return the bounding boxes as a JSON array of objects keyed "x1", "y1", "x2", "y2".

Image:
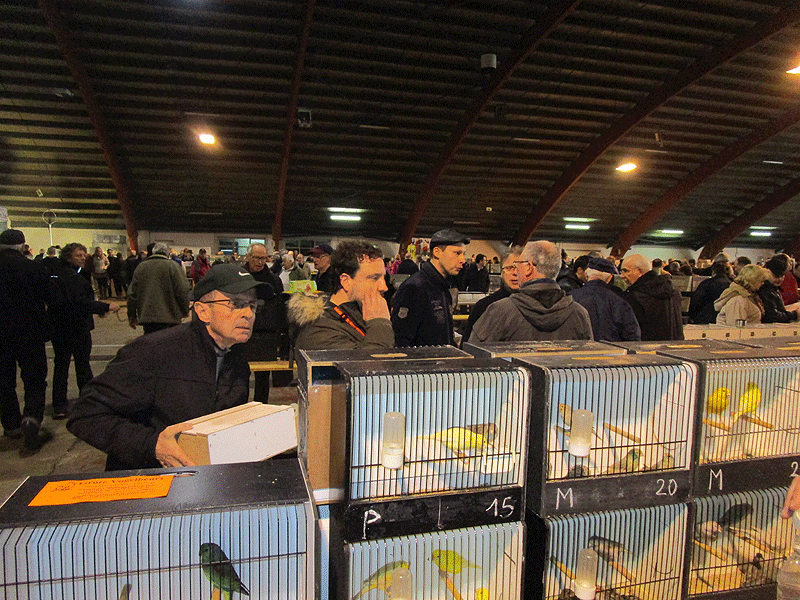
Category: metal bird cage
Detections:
[
  {"x1": 608, "y1": 340, "x2": 749, "y2": 354},
  {"x1": 462, "y1": 340, "x2": 626, "y2": 360},
  {"x1": 0, "y1": 462, "x2": 315, "y2": 600},
  {"x1": 652, "y1": 347, "x2": 800, "y2": 496},
  {"x1": 689, "y1": 487, "x2": 794, "y2": 598},
  {"x1": 537, "y1": 503, "x2": 689, "y2": 600},
  {"x1": 347, "y1": 521, "x2": 524, "y2": 600},
  {"x1": 295, "y1": 347, "x2": 470, "y2": 505},
  {"x1": 334, "y1": 358, "x2": 530, "y2": 542},
  {"x1": 515, "y1": 354, "x2": 698, "y2": 514}
]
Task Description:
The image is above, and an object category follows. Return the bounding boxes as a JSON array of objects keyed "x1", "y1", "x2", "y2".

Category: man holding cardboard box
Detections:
[{"x1": 68, "y1": 263, "x2": 265, "y2": 470}]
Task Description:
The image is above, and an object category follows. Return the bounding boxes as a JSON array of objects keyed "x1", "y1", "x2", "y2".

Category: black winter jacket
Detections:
[
  {"x1": 570, "y1": 279, "x2": 641, "y2": 342},
  {"x1": 68, "y1": 319, "x2": 250, "y2": 471},
  {"x1": 625, "y1": 271, "x2": 684, "y2": 341},
  {"x1": 688, "y1": 275, "x2": 731, "y2": 324},
  {"x1": 0, "y1": 248, "x2": 51, "y2": 342},
  {"x1": 391, "y1": 261, "x2": 455, "y2": 347},
  {"x1": 48, "y1": 261, "x2": 109, "y2": 338},
  {"x1": 758, "y1": 280, "x2": 798, "y2": 323}
]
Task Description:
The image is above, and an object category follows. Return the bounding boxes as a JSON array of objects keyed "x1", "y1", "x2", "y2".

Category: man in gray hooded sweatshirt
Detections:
[{"x1": 471, "y1": 240, "x2": 593, "y2": 342}]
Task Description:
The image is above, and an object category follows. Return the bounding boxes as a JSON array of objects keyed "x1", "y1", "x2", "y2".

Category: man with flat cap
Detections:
[
  {"x1": 570, "y1": 256, "x2": 641, "y2": 342},
  {"x1": 68, "y1": 263, "x2": 268, "y2": 470},
  {"x1": 391, "y1": 229, "x2": 469, "y2": 347}
]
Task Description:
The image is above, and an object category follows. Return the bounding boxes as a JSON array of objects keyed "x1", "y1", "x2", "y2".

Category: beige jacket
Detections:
[{"x1": 714, "y1": 282, "x2": 763, "y2": 325}]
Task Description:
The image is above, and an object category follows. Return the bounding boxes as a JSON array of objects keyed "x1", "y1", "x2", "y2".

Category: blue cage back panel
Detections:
[
  {"x1": 545, "y1": 503, "x2": 688, "y2": 600},
  {"x1": 348, "y1": 368, "x2": 530, "y2": 500},
  {"x1": 348, "y1": 521, "x2": 523, "y2": 600},
  {"x1": 690, "y1": 486, "x2": 793, "y2": 595},
  {"x1": 699, "y1": 358, "x2": 800, "y2": 463},
  {"x1": 545, "y1": 362, "x2": 697, "y2": 480},
  {"x1": 0, "y1": 502, "x2": 313, "y2": 600}
]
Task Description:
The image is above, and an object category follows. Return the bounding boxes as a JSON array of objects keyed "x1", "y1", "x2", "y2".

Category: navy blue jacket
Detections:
[
  {"x1": 570, "y1": 279, "x2": 641, "y2": 342},
  {"x1": 688, "y1": 275, "x2": 731, "y2": 324},
  {"x1": 391, "y1": 260, "x2": 455, "y2": 346}
]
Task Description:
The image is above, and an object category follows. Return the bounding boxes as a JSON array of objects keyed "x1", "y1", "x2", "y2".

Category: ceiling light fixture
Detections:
[
  {"x1": 565, "y1": 224, "x2": 590, "y2": 230},
  {"x1": 198, "y1": 133, "x2": 216, "y2": 144},
  {"x1": 762, "y1": 160, "x2": 784, "y2": 165},
  {"x1": 750, "y1": 231, "x2": 772, "y2": 237},
  {"x1": 563, "y1": 217, "x2": 597, "y2": 222},
  {"x1": 616, "y1": 163, "x2": 637, "y2": 172},
  {"x1": 750, "y1": 226, "x2": 777, "y2": 230},
  {"x1": 328, "y1": 207, "x2": 365, "y2": 213},
  {"x1": 787, "y1": 65, "x2": 800, "y2": 74},
  {"x1": 660, "y1": 229, "x2": 684, "y2": 235},
  {"x1": 330, "y1": 215, "x2": 361, "y2": 222}
]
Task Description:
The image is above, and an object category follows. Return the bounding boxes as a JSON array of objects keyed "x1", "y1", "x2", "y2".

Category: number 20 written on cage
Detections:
[
  {"x1": 486, "y1": 497, "x2": 515, "y2": 518},
  {"x1": 655, "y1": 478, "x2": 678, "y2": 496}
]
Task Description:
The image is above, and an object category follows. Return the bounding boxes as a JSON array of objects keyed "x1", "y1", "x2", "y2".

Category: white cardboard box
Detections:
[{"x1": 177, "y1": 402, "x2": 297, "y2": 465}]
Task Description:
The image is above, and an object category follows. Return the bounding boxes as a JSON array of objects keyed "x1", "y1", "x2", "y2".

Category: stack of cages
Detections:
[
  {"x1": 516, "y1": 353, "x2": 699, "y2": 600},
  {"x1": 0, "y1": 462, "x2": 315, "y2": 599},
  {"x1": 295, "y1": 346, "x2": 470, "y2": 599},
  {"x1": 653, "y1": 344, "x2": 800, "y2": 599},
  {"x1": 462, "y1": 340, "x2": 627, "y2": 361},
  {"x1": 335, "y1": 357, "x2": 532, "y2": 600}
]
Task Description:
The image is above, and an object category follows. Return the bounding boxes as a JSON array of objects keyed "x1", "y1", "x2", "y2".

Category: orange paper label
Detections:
[{"x1": 28, "y1": 475, "x2": 174, "y2": 506}]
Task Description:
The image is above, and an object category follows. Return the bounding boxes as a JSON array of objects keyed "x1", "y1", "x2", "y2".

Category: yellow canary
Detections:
[
  {"x1": 603, "y1": 449, "x2": 641, "y2": 475},
  {"x1": 350, "y1": 561, "x2": 410, "y2": 600},
  {"x1": 731, "y1": 382, "x2": 761, "y2": 423},
  {"x1": 431, "y1": 549, "x2": 480, "y2": 575},
  {"x1": 705, "y1": 387, "x2": 731, "y2": 415},
  {"x1": 421, "y1": 427, "x2": 488, "y2": 456},
  {"x1": 475, "y1": 588, "x2": 490, "y2": 600}
]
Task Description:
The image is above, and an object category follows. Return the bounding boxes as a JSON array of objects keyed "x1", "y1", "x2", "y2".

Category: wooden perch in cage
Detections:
[
  {"x1": 692, "y1": 538, "x2": 728, "y2": 562},
  {"x1": 549, "y1": 556, "x2": 575, "y2": 580},
  {"x1": 603, "y1": 422, "x2": 641, "y2": 443},
  {"x1": 702, "y1": 418, "x2": 730, "y2": 432},
  {"x1": 740, "y1": 414, "x2": 774, "y2": 429}
]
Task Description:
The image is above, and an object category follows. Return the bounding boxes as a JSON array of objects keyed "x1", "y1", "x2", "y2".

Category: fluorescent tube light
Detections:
[
  {"x1": 331, "y1": 215, "x2": 361, "y2": 222},
  {"x1": 565, "y1": 224, "x2": 590, "y2": 230}
]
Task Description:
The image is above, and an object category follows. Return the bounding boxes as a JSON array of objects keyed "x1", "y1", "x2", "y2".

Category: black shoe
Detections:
[
  {"x1": 3, "y1": 427, "x2": 22, "y2": 439},
  {"x1": 21, "y1": 417, "x2": 52, "y2": 452}
]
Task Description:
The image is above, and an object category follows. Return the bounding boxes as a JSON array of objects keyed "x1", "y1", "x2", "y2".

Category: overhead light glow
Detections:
[
  {"x1": 198, "y1": 133, "x2": 216, "y2": 144},
  {"x1": 616, "y1": 163, "x2": 637, "y2": 172},
  {"x1": 330, "y1": 215, "x2": 361, "y2": 222},
  {"x1": 565, "y1": 224, "x2": 590, "y2": 230},
  {"x1": 750, "y1": 226, "x2": 777, "y2": 230},
  {"x1": 563, "y1": 217, "x2": 597, "y2": 222},
  {"x1": 750, "y1": 231, "x2": 772, "y2": 237},
  {"x1": 787, "y1": 65, "x2": 800, "y2": 74},
  {"x1": 762, "y1": 160, "x2": 784, "y2": 165},
  {"x1": 660, "y1": 229, "x2": 684, "y2": 235},
  {"x1": 328, "y1": 207, "x2": 365, "y2": 213}
]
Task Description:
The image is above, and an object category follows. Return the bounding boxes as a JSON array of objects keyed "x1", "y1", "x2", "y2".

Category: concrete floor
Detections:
[{"x1": 0, "y1": 305, "x2": 298, "y2": 504}]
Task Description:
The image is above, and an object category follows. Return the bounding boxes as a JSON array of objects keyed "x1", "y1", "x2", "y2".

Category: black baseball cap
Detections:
[
  {"x1": 192, "y1": 264, "x2": 265, "y2": 301},
  {"x1": 310, "y1": 243, "x2": 334, "y2": 256},
  {"x1": 0, "y1": 229, "x2": 25, "y2": 245}
]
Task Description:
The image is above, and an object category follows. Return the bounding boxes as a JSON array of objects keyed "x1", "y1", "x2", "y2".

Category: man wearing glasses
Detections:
[
  {"x1": 471, "y1": 240, "x2": 593, "y2": 342},
  {"x1": 68, "y1": 264, "x2": 267, "y2": 470}
]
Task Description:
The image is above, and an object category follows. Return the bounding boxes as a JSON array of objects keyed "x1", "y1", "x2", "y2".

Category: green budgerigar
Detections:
[
  {"x1": 199, "y1": 542, "x2": 250, "y2": 599},
  {"x1": 350, "y1": 560, "x2": 410, "y2": 600},
  {"x1": 431, "y1": 549, "x2": 481, "y2": 575}
]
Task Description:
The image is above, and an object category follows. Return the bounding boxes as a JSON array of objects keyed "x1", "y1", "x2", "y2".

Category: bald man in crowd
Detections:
[{"x1": 621, "y1": 254, "x2": 684, "y2": 340}]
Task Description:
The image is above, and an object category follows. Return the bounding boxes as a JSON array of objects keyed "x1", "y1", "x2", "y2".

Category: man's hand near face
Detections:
[{"x1": 361, "y1": 289, "x2": 390, "y2": 321}]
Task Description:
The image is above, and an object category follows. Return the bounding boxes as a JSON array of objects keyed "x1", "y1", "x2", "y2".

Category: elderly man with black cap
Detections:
[
  {"x1": 391, "y1": 229, "x2": 469, "y2": 347},
  {"x1": 309, "y1": 243, "x2": 335, "y2": 294},
  {"x1": 570, "y1": 256, "x2": 641, "y2": 342},
  {"x1": 68, "y1": 263, "x2": 268, "y2": 471},
  {"x1": 0, "y1": 229, "x2": 54, "y2": 453}
]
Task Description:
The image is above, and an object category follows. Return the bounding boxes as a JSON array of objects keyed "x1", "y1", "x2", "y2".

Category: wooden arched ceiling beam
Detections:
[
  {"x1": 511, "y1": 4, "x2": 800, "y2": 248},
  {"x1": 273, "y1": 0, "x2": 315, "y2": 249},
  {"x1": 610, "y1": 102, "x2": 800, "y2": 257},
  {"x1": 698, "y1": 176, "x2": 800, "y2": 260},
  {"x1": 398, "y1": 0, "x2": 582, "y2": 248},
  {"x1": 38, "y1": 0, "x2": 140, "y2": 251}
]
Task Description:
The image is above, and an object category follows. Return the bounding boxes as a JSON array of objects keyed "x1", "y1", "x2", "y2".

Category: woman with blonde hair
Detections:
[{"x1": 714, "y1": 264, "x2": 769, "y2": 325}]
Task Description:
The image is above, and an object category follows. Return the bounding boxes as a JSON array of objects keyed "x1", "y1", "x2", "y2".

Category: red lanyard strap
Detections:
[{"x1": 332, "y1": 305, "x2": 366, "y2": 337}]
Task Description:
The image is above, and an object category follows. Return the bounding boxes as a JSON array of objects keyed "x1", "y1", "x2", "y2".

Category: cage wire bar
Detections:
[
  {"x1": 689, "y1": 487, "x2": 794, "y2": 595},
  {"x1": 348, "y1": 521, "x2": 524, "y2": 600},
  {"x1": 0, "y1": 502, "x2": 312, "y2": 600},
  {"x1": 544, "y1": 504, "x2": 688, "y2": 600},
  {"x1": 543, "y1": 362, "x2": 697, "y2": 481},
  {"x1": 698, "y1": 358, "x2": 800, "y2": 464}
]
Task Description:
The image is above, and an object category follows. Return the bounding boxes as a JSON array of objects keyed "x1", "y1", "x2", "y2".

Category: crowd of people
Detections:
[{"x1": 3, "y1": 226, "x2": 799, "y2": 481}]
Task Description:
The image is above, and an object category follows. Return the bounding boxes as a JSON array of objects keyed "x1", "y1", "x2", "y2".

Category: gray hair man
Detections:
[
  {"x1": 621, "y1": 253, "x2": 684, "y2": 340},
  {"x1": 471, "y1": 240, "x2": 593, "y2": 342}
]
